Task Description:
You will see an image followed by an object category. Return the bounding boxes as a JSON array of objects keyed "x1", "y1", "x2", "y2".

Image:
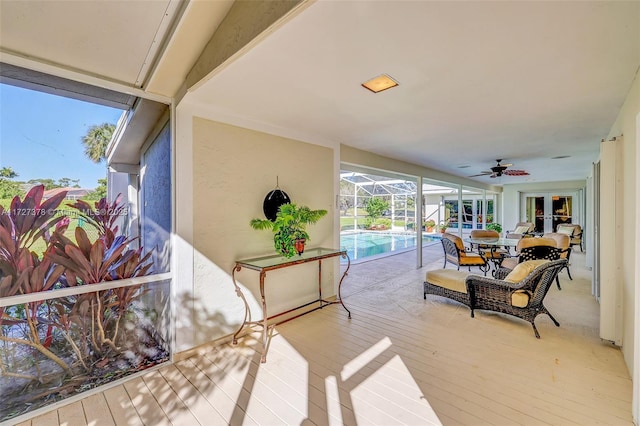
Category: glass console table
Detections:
[{"x1": 231, "y1": 247, "x2": 351, "y2": 362}]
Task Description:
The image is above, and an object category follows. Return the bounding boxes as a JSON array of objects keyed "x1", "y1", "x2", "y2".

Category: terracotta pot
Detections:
[{"x1": 294, "y1": 238, "x2": 306, "y2": 255}]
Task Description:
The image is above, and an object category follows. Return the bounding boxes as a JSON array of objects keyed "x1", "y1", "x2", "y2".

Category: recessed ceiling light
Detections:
[
  {"x1": 551, "y1": 155, "x2": 571, "y2": 159},
  {"x1": 361, "y1": 74, "x2": 399, "y2": 93}
]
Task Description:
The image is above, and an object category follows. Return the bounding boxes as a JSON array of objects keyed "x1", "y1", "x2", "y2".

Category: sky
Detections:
[{"x1": 0, "y1": 83, "x2": 124, "y2": 189}]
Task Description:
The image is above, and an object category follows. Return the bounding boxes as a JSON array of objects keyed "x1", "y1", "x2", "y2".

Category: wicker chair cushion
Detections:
[
  {"x1": 458, "y1": 252, "x2": 486, "y2": 266},
  {"x1": 425, "y1": 269, "x2": 471, "y2": 293},
  {"x1": 504, "y1": 259, "x2": 550, "y2": 283},
  {"x1": 513, "y1": 225, "x2": 530, "y2": 234},
  {"x1": 470, "y1": 230, "x2": 499, "y2": 239},
  {"x1": 511, "y1": 290, "x2": 532, "y2": 308},
  {"x1": 557, "y1": 226, "x2": 574, "y2": 236}
]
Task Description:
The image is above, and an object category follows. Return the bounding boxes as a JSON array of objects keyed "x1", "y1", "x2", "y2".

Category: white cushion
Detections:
[
  {"x1": 557, "y1": 227, "x2": 574, "y2": 236},
  {"x1": 513, "y1": 225, "x2": 530, "y2": 234},
  {"x1": 425, "y1": 269, "x2": 471, "y2": 293},
  {"x1": 504, "y1": 259, "x2": 550, "y2": 283}
]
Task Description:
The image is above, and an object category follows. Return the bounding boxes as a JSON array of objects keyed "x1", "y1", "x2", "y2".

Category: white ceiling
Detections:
[
  {"x1": 188, "y1": 1, "x2": 639, "y2": 185},
  {"x1": 1, "y1": 0, "x2": 638, "y2": 186}
]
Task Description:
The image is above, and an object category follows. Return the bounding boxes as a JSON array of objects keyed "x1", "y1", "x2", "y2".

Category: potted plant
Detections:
[
  {"x1": 424, "y1": 219, "x2": 436, "y2": 232},
  {"x1": 250, "y1": 203, "x2": 327, "y2": 258},
  {"x1": 439, "y1": 221, "x2": 449, "y2": 233},
  {"x1": 486, "y1": 222, "x2": 502, "y2": 234}
]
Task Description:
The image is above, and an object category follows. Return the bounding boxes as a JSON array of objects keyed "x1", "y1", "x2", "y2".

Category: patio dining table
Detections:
[{"x1": 464, "y1": 237, "x2": 520, "y2": 273}]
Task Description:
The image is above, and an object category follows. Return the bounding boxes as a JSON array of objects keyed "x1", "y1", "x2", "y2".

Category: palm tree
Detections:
[
  {"x1": 82, "y1": 123, "x2": 115, "y2": 163},
  {"x1": 0, "y1": 167, "x2": 18, "y2": 179}
]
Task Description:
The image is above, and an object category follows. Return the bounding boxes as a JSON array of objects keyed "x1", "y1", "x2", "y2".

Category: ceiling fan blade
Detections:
[
  {"x1": 468, "y1": 171, "x2": 492, "y2": 177},
  {"x1": 502, "y1": 169, "x2": 529, "y2": 176}
]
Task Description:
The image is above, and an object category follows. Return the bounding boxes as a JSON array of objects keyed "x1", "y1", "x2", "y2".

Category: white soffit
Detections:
[
  {"x1": 0, "y1": 0, "x2": 181, "y2": 88},
  {"x1": 146, "y1": 0, "x2": 235, "y2": 97}
]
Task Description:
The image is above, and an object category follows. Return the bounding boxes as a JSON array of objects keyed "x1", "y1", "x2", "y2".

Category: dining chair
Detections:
[
  {"x1": 469, "y1": 229, "x2": 508, "y2": 264},
  {"x1": 500, "y1": 237, "x2": 556, "y2": 270},
  {"x1": 440, "y1": 233, "x2": 489, "y2": 275},
  {"x1": 543, "y1": 232, "x2": 573, "y2": 282}
]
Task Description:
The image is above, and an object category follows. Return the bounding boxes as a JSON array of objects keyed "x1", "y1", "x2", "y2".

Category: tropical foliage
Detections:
[
  {"x1": 81, "y1": 122, "x2": 115, "y2": 163},
  {"x1": 486, "y1": 222, "x2": 502, "y2": 233},
  {"x1": 250, "y1": 203, "x2": 327, "y2": 258},
  {"x1": 0, "y1": 186, "x2": 163, "y2": 422}
]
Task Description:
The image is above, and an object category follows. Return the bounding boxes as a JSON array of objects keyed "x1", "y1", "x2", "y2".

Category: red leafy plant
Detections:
[
  {"x1": 47, "y1": 195, "x2": 154, "y2": 362},
  {"x1": 0, "y1": 186, "x2": 155, "y2": 386},
  {"x1": 0, "y1": 186, "x2": 71, "y2": 377}
]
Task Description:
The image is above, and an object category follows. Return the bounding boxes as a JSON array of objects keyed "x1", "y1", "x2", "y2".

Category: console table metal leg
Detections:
[
  {"x1": 339, "y1": 253, "x2": 352, "y2": 318},
  {"x1": 231, "y1": 264, "x2": 250, "y2": 345},
  {"x1": 318, "y1": 260, "x2": 323, "y2": 304},
  {"x1": 259, "y1": 271, "x2": 268, "y2": 363}
]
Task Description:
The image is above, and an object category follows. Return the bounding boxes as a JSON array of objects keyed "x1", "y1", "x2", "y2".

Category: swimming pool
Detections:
[{"x1": 340, "y1": 231, "x2": 441, "y2": 263}]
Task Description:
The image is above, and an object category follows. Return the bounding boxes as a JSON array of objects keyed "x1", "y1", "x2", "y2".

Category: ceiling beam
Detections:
[{"x1": 186, "y1": 0, "x2": 310, "y2": 91}]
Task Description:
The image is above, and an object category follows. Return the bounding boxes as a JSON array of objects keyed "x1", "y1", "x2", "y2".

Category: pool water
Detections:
[{"x1": 340, "y1": 231, "x2": 441, "y2": 263}]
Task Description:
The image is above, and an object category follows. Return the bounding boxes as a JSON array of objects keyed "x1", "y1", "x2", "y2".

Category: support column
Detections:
[{"x1": 416, "y1": 176, "x2": 423, "y2": 268}]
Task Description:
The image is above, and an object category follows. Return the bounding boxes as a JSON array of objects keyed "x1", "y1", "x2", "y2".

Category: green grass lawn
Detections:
[{"x1": 24, "y1": 220, "x2": 99, "y2": 257}]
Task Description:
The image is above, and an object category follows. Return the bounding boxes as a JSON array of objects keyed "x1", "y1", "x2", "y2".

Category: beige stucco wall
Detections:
[
  {"x1": 181, "y1": 117, "x2": 336, "y2": 350},
  {"x1": 606, "y1": 67, "x2": 639, "y2": 421}
]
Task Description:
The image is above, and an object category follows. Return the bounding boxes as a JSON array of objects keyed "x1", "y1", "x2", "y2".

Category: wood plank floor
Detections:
[{"x1": 13, "y1": 245, "x2": 634, "y2": 425}]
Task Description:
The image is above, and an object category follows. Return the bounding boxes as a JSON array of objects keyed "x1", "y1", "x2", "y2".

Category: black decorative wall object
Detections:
[{"x1": 262, "y1": 178, "x2": 290, "y2": 221}]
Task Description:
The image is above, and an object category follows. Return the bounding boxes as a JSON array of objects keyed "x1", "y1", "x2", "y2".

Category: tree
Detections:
[
  {"x1": 0, "y1": 167, "x2": 18, "y2": 179},
  {"x1": 364, "y1": 197, "x2": 390, "y2": 220},
  {"x1": 82, "y1": 123, "x2": 115, "y2": 163},
  {"x1": 28, "y1": 178, "x2": 58, "y2": 190},
  {"x1": 57, "y1": 177, "x2": 80, "y2": 188},
  {"x1": 0, "y1": 167, "x2": 23, "y2": 199},
  {"x1": 84, "y1": 178, "x2": 107, "y2": 201}
]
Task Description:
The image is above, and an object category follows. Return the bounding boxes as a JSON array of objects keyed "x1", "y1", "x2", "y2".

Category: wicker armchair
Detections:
[
  {"x1": 501, "y1": 243, "x2": 568, "y2": 290},
  {"x1": 466, "y1": 259, "x2": 568, "y2": 338},
  {"x1": 441, "y1": 232, "x2": 489, "y2": 275}
]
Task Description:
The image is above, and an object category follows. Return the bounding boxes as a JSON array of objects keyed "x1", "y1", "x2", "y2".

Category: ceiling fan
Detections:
[{"x1": 469, "y1": 159, "x2": 529, "y2": 178}]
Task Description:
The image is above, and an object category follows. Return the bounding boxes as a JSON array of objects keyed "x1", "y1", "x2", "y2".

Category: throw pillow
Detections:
[
  {"x1": 513, "y1": 225, "x2": 530, "y2": 234},
  {"x1": 504, "y1": 259, "x2": 550, "y2": 283}
]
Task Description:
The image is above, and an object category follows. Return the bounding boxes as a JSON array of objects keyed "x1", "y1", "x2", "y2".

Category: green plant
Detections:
[
  {"x1": 250, "y1": 203, "x2": 327, "y2": 258},
  {"x1": 486, "y1": 222, "x2": 502, "y2": 233},
  {"x1": 439, "y1": 221, "x2": 449, "y2": 232},
  {"x1": 364, "y1": 197, "x2": 389, "y2": 220},
  {"x1": 424, "y1": 219, "x2": 436, "y2": 228}
]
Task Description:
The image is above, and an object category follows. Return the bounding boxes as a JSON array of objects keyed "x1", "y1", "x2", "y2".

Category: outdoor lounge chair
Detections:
[
  {"x1": 557, "y1": 224, "x2": 583, "y2": 252},
  {"x1": 506, "y1": 222, "x2": 535, "y2": 238},
  {"x1": 441, "y1": 232, "x2": 489, "y2": 275},
  {"x1": 423, "y1": 268, "x2": 473, "y2": 307},
  {"x1": 466, "y1": 259, "x2": 568, "y2": 338}
]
